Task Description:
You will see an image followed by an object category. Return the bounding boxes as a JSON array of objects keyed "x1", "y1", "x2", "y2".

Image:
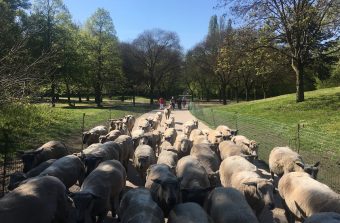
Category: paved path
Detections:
[{"x1": 133, "y1": 108, "x2": 212, "y2": 132}]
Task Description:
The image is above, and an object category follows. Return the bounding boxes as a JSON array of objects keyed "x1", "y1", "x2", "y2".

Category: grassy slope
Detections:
[
  {"x1": 0, "y1": 98, "x2": 153, "y2": 151},
  {"x1": 192, "y1": 87, "x2": 340, "y2": 191},
  {"x1": 213, "y1": 87, "x2": 340, "y2": 136}
]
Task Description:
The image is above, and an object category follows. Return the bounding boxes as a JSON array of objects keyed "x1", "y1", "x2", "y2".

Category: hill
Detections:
[{"x1": 191, "y1": 87, "x2": 340, "y2": 192}]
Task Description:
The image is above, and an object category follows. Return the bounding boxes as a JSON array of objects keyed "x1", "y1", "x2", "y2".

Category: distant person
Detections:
[
  {"x1": 177, "y1": 97, "x2": 182, "y2": 110},
  {"x1": 159, "y1": 97, "x2": 165, "y2": 109},
  {"x1": 170, "y1": 96, "x2": 176, "y2": 110},
  {"x1": 182, "y1": 97, "x2": 187, "y2": 109}
]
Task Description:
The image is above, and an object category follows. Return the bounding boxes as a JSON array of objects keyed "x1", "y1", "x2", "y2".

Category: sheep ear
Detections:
[
  {"x1": 295, "y1": 162, "x2": 304, "y2": 169},
  {"x1": 243, "y1": 182, "x2": 257, "y2": 187},
  {"x1": 314, "y1": 161, "x2": 320, "y2": 167}
]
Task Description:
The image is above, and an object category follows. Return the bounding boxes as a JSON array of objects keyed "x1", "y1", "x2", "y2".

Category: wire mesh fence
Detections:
[{"x1": 190, "y1": 102, "x2": 340, "y2": 193}]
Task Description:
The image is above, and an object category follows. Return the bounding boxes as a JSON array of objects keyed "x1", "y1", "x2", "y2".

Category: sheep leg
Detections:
[{"x1": 281, "y1": 198, "x2": 295, "y2": 223}]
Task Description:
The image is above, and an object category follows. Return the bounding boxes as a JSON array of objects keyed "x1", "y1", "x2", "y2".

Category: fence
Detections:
[
  {"x1": 0, "y1": 103, "x2": 156, "y2": 197},
  {"x1": 190, "y1": 102, "x2": 340, "y2": 192}
]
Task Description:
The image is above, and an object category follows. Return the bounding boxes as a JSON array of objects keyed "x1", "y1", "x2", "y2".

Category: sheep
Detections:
[
  {"x1": 8, "y1": 159, "x2": 56, "y2": 190},
  {"x1": 216, "y1": 125, "x2": 238, "y2": 140},
  {"x1": 156, "y1": 111, "x2": 163, "y2": 124},
  {"x1": 231, "y1": 135, "x2": 259, "y2": 158},
  {"x1": 165, "y1": 116, "x2": 175, "y2": 130},
  {"x1": 118, "y1": 188, "x2": 164, "y2": 223},
  {"x1": 278, "y1": 171, "x2": 340, "y2": 223},
  {"x1": 71, "y1": 160, "x2": 126, "y2": 222},
  {"x1": 122, "y1": 115, "x2": 135, "y2": 133},
  {"x1": 168, "y1": 202, "x2": 211, "y2": 223},
  {"x1": 133, "y1": 145, "x2": 157, "y2": 181},
  {"x1": 182, "y1": 120, "x2": 198, "y2": 137},
  {"x1": 157, "y1": 149, "x2": 178, "y2": 173},
  {"x1": 219, "y1": 156, "x2": 275, "y2": 217},
  {"x1": 207, "y1": 130, "x2": 223, "y2": 153},
  {"x1": 131, "y1": 129, "x2": 145, "y2": 149},
  {"x1": 192, "y1": 135, "x2": 210, "y2": 145},
  {"x1": 163, "y1": 128, "x2": 177, "y2": 145},
  {"x1": 109, "y1": 119, "x2": 123, "y2": 131},
  {"x1": 114, "y1": 135, "x2": 134, "y2": 171},
  {"x1": 189, "y1": 129, "x2": 204, "y2": 141},
  {"x1": 190, "y1": 143, "x2": 221, "y2": 187},
  {"x1": 202, "y1": 129, "x2": 210, "y2": 138},
  {"x1": 218, "y1": 141, "x2": 257, "y2": 162},
  {"x1": 164, "y1": 107, "x2": 171, "y2": 120},
  {"x1": 204, "y1": 187, "x2": 259, "y2": 223},
  {"x1": 160, "y1": 140, "x2": 174, "y2": 153},
  {"x1": 99, "y1": 130, "x2": 122, "y2": 143},
  {"x1": 38, "y1": 154, "x2": 85, "y2": 189},
  {"x1": 138, "y1": 118, "x2": 152, "y2": 132},
  {"x1": 145, "y1": 164, "x2": 180, "y2": 217},
  {"x1": 269, "y1": 146, "x2": 320, "y2": 180},
  {"x1": 0, "y1": 176, "x2": 71, "y2": 223},
  {"x1": 176, "y1": 155, "x2": 211, "y2": 206},
  {"x1": 20, "y1": 140, "x2": 69, "y2": 173},
  {"x1": 304, "y1": 212, "x2": 340, "y2": 223},
  {"x1": 174, "y1": 134, "x2": 193, "y2": 158},
  {"x1": 139, "y1": 130, "x2": 162, "y2": 155},
  {"x1": 83, "y1": 125, "x2": 108, "y2": 146},
  {"x1": 82, "y1": 142, "x2": 120, "y2": 176}
]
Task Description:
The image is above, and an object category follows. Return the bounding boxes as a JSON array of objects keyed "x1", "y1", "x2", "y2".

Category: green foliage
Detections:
[{"x1": 0, "y1": 101, "x2": 152, "y2": 151}]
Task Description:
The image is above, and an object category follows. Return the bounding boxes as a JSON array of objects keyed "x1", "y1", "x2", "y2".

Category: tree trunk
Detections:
[
  {"x1": 253, "y1": 86, "x2": 256, "y2": 100},
  {"x1": 245, "y1": 87, "x2": 249, "y2": 101},
  {"x1": 66, "y1": 80, "x2": 71, "y2": 105},
  {"x1": 51, "y1": 81, "x2": 56, "y2": 107},
  {"x1": 78, "y1": 92, "x2": 82, "y2": 102},
  {"x1": 262, "y1": 83, "x2": 266, "y2": 99},
  {"x1": 221, "y1": 83, "x2": 227, "y2": 105},
  {"x1": 94, "y1": 81, "x2": 101, "y2": 107},
  {"x1": 292, "y1": 58, "x2": 304, "y2": 102},
  {"x1": 149, "y1": 85, "x2": 154, "y2": 105},
  {"x1": 86, "y1": 95, "x2": 89, "y2": 101}
]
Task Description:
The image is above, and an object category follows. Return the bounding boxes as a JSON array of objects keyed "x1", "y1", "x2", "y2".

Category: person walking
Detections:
[
  {"x1": 182, "y1": 97, "x2": 187, "y2": 109},
  {"x1": 159, "y1": 97, "x2": 164, "y2": 109},
  {"x1": 177, "y1": 97, "x2": 182, "y2": 110},
  {"x1": 170, "y1": 96, "x2": 176, "y2": 110}
]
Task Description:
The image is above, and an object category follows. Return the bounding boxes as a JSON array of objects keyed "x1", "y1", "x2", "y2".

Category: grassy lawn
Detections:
[
  {"x1": 191, "y1": 87, "x2": 340, "y2": 191},
  {"x1": 0, "y1": 99, "x2": 154, "y2": 152}
]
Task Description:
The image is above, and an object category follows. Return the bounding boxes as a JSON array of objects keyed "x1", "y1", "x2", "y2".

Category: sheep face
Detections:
[
  {"x1": 208, "y1": 171, "x2": 221, "y2": 187},
  {"x1": 8, "y1": 172, "x2": 27, "y2": 190},
  {"x1": 21, "y1": 150, "x2": 42, "y2": 173},
  {"x1": 304, "y1": 161, "x2": 320, "y2": 179},
  {"x1": 72, "y1": 192, "x2": 96, "y2": 223},
  {"x1": 153, "y1": 178, "x2": 180, "y2": 215},
  {"x1": 244, "y1": 180, "x2": 275, "y2": 210}
]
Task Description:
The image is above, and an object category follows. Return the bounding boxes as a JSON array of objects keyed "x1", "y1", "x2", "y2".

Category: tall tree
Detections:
[
  {"x1": 132, "y1": 29, "x2": 182, "y2": 104},
  {"x1": 31, "y1": 0, "x2": 70, "y2": 106},
  {"x1": 85, "y1": 8, "x2": 121, "y2": 107},
  {"x1": 218, "y1": 0, "x2": 340, "y2": 102}
]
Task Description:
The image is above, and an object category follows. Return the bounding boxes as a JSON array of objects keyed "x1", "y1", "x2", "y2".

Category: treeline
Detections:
[{"x1": 1, "y1": 0, "x2": 339, "y2": 107}]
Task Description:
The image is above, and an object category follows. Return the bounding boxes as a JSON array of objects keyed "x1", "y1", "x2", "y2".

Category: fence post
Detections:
[
  {"x1": 81, "y1": 113, "x2": 85, "y2": 151},
  {"x1": 297, "y1": 123, "x2": 301, "y2": 153}
]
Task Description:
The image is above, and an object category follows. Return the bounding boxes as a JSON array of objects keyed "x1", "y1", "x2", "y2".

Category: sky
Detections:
[{"x1": 63, "y1": 0, "x2": 227, "y2": 51}]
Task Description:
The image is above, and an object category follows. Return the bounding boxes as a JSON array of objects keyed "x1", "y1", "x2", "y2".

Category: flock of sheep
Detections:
[{"x1": 0, "y1": 109, "x2": 339, "y2": 223}]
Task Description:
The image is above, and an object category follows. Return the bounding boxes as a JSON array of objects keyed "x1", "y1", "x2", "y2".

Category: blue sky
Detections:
[{"x1": 63, "y1": 0, "x2": 226, "y2": 51}]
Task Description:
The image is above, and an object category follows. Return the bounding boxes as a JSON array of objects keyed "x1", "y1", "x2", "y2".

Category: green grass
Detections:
[
  {"x1": 191, "y1": 87, "x2": 340, "y2": 192},
  {"x1": 212, "y1": 87, "x2": 340, "y2": 135},
  {"x1": 0, "y1": 101, "x2": 154, "y2": 152}
]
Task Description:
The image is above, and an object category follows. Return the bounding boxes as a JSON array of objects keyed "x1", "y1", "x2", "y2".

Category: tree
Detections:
[
  {"x1": 132, "y1": 29, "x2": 182, "y2": 104},
  {"x1": 218, "y1": 0, "x2": 340, "y2": 102},
  {"x1": 85, "y1": 8, "x2": 121, "y2": 107},
  {"x1": 31, "y1": 0, "x2": 70, "y2": 106}
]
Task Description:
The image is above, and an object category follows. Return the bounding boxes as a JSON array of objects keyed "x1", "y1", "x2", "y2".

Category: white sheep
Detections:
[
  {"x1": 269, "y1": 146, "x2": 320, "y2": 179},
  {"x1": 163, "y1": 128, "x2": 177, "y2": 145},
  {"x1": 278, "y1": 171, "x2": 340, "y2": 223}
]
